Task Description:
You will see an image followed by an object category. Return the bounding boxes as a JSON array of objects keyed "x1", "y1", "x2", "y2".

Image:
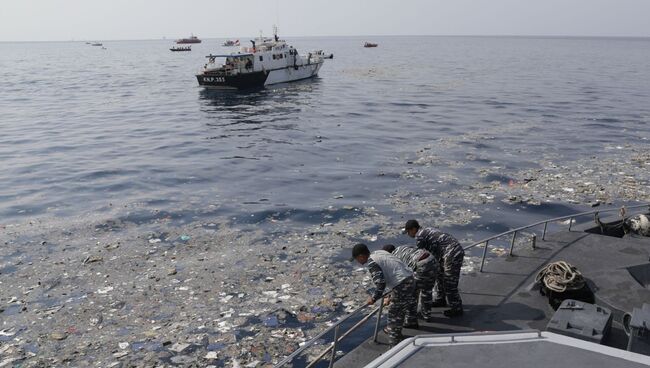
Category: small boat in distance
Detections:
[
  {"x1": 91, "y1": 43, "x2": 103, "y2": 46},
  {"x1": 176, "y1": 34, "x2": 201, "y2": 44},
  {"x1": 223, "y1": 39, "x2": 240, "y2": 47},
  {"x1": 364, "y1": 42, "x2": 378, "y2": 48},
  {"x1": 170, "y1": 46, "x2": 192, "y2": 52}
]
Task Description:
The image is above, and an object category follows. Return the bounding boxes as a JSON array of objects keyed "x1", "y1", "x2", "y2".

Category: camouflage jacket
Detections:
[
  {"x1": 391, "y1": 246, "x2": 431, "y2": 270},
  {"x1": 415, "y1": 227, "x2": 461, "y2": 260}
]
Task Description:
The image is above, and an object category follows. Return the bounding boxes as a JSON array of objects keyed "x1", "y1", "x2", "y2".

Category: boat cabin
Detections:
[{"x1": 204, "y1": 54, "x2": 255, "y2": 76}]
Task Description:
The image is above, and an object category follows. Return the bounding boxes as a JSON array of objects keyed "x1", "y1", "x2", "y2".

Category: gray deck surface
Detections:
[
  {"x1": 335, "y1": 228, "x2": 650, "y2": 367},
  {"x1": 396, "y1": 341, "x2": 650, "y2": 368}
]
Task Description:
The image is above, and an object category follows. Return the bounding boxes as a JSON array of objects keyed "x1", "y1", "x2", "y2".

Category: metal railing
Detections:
[
  {"x1": 366, "y1": 330, "x2": 544, "y2": 368},
  {"x1": 464, "y1": 204, "x2": 650, "y2": 272},
  {"x1": 410, "y1": 329, "x2": 543, "y2": 345},
  {"x1": 274, "y1": 292, "x2": 388, "y2": 368}
]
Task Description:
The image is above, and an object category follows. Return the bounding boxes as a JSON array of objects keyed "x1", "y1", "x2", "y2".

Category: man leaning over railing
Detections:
[{"x1": 352, "y1": 243, "x2": 418, "y2": 346}]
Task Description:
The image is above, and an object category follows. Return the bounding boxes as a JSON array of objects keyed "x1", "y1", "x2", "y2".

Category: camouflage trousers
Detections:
[
  {"x1": 386, "y1": 277, "x2": 417, "y2": 342},
  {"x1": 414, "y1": 255, "x2": 438, "y2": 319},
  {"x1": 433, "y1": 244, "x2": 465, "y2": 310}
]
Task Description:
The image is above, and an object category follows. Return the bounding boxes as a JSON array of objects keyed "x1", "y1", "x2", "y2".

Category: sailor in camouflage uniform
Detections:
[
  {"x1": 352, "y1": 243, "x2": 418, "y2": 344},
  {"x1": 403, "y1": 219, "x2": 465, "y2": 317},
  {"x1": 382, "y1": 244, "x2": 438, "y2": 320}
]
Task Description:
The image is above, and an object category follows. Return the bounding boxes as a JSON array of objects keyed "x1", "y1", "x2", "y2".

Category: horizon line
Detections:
[{"x1": 1, "y1": 33, "x2": 650, "y2": 43}]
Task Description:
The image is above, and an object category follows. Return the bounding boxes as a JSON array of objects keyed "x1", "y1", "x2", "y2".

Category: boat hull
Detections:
[
  {"x1": 196, "y1": 62, "x2": 322, "y2": 90},
  {"x1": 196, "y1": 71, "x2": 269, "y2": 89},
  {"x1": 264, "y1": 63, "x2": 322, "y2": 85}
]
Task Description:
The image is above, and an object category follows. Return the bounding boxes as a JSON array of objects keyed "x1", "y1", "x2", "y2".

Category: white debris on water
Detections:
[
  {"x1": 0, "y1": 328, "x2": 16, "y2": 337},
  {"x1": 96, "y1": 286, "x2": 113, "y2": 294},
  {"x1": 205, "y1": 351, "x2": 219, "y2": 359},
  {"x1": 490, "y1": 247, "x2": 508, "y2": 256},
  {"x1": 169, "y1": 342, "x2": 190, "y2": 353}
]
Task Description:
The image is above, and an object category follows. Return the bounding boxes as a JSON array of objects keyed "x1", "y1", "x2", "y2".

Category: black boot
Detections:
[
  {"x1": 431, "y1": 300, "x2": 447, "y2": 308},
  {"x1": 387, "y1": 332, "x2": 404, "y2": 348},
  {"x1": 418, "y1": 312, "x2": 435, "y2": 323},
  {"x1": 443, "y1": 308, "x2": 463, "y2": 318},
  {"x1": 403, "y1": 321, "x2": 419, "y2": 329}
]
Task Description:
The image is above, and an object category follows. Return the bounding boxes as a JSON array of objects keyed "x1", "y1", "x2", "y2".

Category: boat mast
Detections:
[{"x1": 275, "y1": 0, "x2": 280, "y2": 30}]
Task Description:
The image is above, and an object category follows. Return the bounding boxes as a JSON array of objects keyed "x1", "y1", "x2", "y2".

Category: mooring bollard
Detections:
[{"x1": 531, "y1": 234, "x2": 537, "y2": 249}]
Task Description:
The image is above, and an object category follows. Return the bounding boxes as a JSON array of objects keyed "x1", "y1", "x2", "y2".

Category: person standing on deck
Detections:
[
  {"x1": 382, "y1": 244, "x2": 438, "y2": 322},
  {"x1": 403, "y1": 219, "x2": 465, "y2": 317},
  {"x1": 352, "y1": 243, "x2": 418, "y2": 345}
]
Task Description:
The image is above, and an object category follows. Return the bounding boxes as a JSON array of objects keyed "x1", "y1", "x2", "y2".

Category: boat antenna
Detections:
[{"x1": 275, "y1": 0, "x2": 280, "y2": 31}]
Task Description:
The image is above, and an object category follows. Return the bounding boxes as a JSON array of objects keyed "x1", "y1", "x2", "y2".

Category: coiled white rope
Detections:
[{"x1": 535, "y1": 261, "x2": 585, "y2": 293}]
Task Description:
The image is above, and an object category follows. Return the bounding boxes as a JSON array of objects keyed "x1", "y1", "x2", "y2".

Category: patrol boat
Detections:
[
  {"x1": 274, "y1": 204, "x2": 650, "y2": 367},
  {"x1": 223, "y1": 39, "x2": 240, "y2": 47},
  {"x1": 196, "y1": 27, "x2": 329, "y2": 89},
  {"x1": 176, "y1": 34, "x2": 201, "y2": 44},
  {"x1": 170, "y1": 46, "x2": 191, "y2": 52}
]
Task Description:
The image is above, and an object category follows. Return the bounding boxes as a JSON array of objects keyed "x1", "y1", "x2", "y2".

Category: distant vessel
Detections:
[
  {"x1": 364, "y1": 42, "x2": 378, "y2": 48},
  {"x1": 91, "y1": 43, "x2": 103, "y2": 46},
  {"x1": 223, "y1": 39, "x2": 240, "y2": 47},
  {"x1": 196, "y1": 27, "x2": 330, "y2": 89},
  {"x1": 176, "y1": 34, "x2": 201, "y2": 44},
  {"x1": 170, "y1": 46, "x2": 192, "y2": 52}
]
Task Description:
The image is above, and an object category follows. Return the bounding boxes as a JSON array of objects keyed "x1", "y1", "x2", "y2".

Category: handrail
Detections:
[
  {"x1": 366, "y1": 330, "x2": 545, "y2": 368},
  {"x1": 464, "y1": 203, "x2": 650, "y2": 272},
  {"x1": 274, "y1": 292, "x2": 389, "y2": 368},
  {"x1": 273, "y1": 304, "x2": 368, "y2": 367},
  {"x1": 305, "y1": 305, "x2": 382, "y2": 368},
  {"x1": 464, "y1": 203, "x2": 650, "y2": 251},
  {"x1": 410, "y1": 329, "x2": 542, "y2": 343}
]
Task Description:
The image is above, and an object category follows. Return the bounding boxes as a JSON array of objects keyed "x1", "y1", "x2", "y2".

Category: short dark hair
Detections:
[
  {"x1": 382, "y1": 244, "x2": 396, "y2": 253},
  {"x1": 404, "y1": 219, "x2": 420, "y2": 231},
  {"x1": 352, "y1": 243, "x2": 370, "y2": 258}
]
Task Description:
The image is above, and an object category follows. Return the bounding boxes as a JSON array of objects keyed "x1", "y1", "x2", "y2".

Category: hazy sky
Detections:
[{"x1": 1, "y1": 0, "x2": 649, "y2": 41}]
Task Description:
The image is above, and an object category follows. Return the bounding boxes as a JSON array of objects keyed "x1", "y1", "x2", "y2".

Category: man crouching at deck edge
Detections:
[
  {"x1": 352, "y1": 243, "x2": 418, "y2": 345},
  {"x1": 382, "y1": 244, "x2": 438, "y2": 322}
]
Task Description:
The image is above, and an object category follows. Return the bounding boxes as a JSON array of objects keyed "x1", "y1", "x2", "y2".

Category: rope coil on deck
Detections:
[{"x1": 535, "y1": 261, "x2": 585, "y2": 293}]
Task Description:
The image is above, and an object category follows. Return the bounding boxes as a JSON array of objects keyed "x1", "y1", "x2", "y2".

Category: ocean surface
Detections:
[{"x1": 2, "y1": 36, "x2": 650, "y2": 241}]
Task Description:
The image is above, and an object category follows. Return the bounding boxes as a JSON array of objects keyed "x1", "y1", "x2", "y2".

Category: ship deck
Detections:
[{"x1": 335, "y1": 218, "x2": 650, "y2": 367}]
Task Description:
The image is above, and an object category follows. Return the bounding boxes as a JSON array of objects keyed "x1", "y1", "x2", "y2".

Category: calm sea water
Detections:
[{"x1": 1, "y1": 36, "x2": 650, "y2": 236}]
